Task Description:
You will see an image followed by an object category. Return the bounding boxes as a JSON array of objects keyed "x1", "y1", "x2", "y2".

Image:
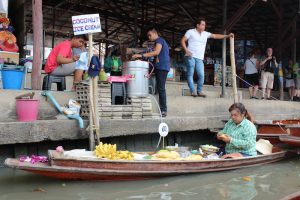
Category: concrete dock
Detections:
[{"x1": 0, "y1": 82, "x2": 299, "y2": 145}]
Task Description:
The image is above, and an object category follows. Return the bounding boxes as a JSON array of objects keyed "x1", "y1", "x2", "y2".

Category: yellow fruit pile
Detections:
[
  {"x1": 94, "y1": 142, "x2": 134, "y2": 160},
  {"x1": 151, "y1": 150, "x2": 203, "y2": 161},
  {"x1": 183, "y1": 154, "x2": 203, "y2": 161},
  {"x1": 152, "y1": 150, "x2": 181, "y2": 160}
]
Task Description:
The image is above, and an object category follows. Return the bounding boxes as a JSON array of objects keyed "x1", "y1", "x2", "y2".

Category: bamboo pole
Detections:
[
  {"x1": 93, "y1": 75, "x2": 100, "y2": 144},
  {"x1": 229, "y1": 37, "x2": 239, "y2": 103},
  {"x1": 89, "y1": 77, "x2": 95, "y2": 150},
  {"x1": 88, "y1": 33, "x2": 95, "y2": 150},
  {"x1": 89, "y1": 33, "x2": 101, "y2": 144}
]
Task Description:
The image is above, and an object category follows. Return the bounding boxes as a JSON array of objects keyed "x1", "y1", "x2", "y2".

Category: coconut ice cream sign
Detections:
[{"x1": 72, "y1": 14, "x2": 101, "y2": 35}]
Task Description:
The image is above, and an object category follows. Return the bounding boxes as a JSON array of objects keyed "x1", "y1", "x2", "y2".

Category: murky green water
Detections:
[{"x1": 0, "y1": 158, "x2": 300, "y2": 200}]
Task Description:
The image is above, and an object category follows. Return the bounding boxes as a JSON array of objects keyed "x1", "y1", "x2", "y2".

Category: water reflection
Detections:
[{"x1": 115, "y1": 176, "x2": 258, "y2": 200}]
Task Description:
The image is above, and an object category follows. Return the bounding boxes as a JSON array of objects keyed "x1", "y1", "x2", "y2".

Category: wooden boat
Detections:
[
  {"x1": 256, "y1": 124, "x2": 286, "y2": 144},
  {"x1": 255, "y1": 120, "x2": 300, "y2": 144},
  {"x1": 5, "y1": 148, "x2": 287, "y2": 181},
  {"x1": 286, "y1": 125, "x2": 300, "y2": 137},
  {"x1": 272, "y1": 119, "x2": 300, "y2": 125},
  {"x1": 221, "y1": 119, "x2": 296, "y2": 144},
  {"x1": 278, "y1": 125, "x2": 300, "y2": 147},
  {"x1": 279, "y1": 135, "x2": 300, "y2": 147},
  {"x1": 256, "y1": 119, "x2": 300, "y2": 125},
  {"x1": 280, "y1": 191, "x2": 300, "y2": 200}
]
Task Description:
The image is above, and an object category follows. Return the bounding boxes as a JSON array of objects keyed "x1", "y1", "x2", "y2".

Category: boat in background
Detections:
[
  {"x1": 279, "y1": 125, "x2": 300, "y2": 147},
  {"x1": 279, "y1": 135, "x2": 300, "y2": 147},
  {"x1": 280, "y1": 191, "x2": 300, "y2": 200},
  {"x1": 5, "y1": 148, "x2": 288, "y2": 181},
  {"x1": 272, "y1": 119, "x2": 300, "y2": 125},
  {"x1": 255, "y1": 120, "x2": 300, "y2": 144}
]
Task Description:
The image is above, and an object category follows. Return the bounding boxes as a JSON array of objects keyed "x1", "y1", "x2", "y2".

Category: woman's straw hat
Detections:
[{"x1": 256, "y1": 139, "x2": 273, "y2": 155}]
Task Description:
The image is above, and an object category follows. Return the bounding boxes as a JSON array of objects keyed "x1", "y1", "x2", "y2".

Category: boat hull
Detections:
[
  {"x1": 255, "y1": 122, "x2": 299, "y2": 144},
  {"x1": 5, "y1": 149, "x2": 287, "y2": 181},
  {"x1": 280, "y1": 191, "x2": 300, "y2": 200},
  {"x1": 280, "y1": 135, "x2": 300, "y2": 147},
  {"x1": 286, "y1": 125, "x2": 300, "y2": 137}
]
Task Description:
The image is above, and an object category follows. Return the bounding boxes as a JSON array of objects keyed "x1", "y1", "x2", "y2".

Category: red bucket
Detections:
[{"x1": 16, "y1": 99, "x2": 39, "y2": 122}]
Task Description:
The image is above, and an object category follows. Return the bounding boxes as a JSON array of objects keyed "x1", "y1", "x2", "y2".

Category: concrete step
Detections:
[
  {"x1": 164, "y1": 95, "x2": 300, "y2": 119},
  {"x1": 0, "y1": 89, "x2": 74, "y2": 122},
  {"x1": 1, "y1": 88, "x2": 299, "y2": 121},
  {"x1": 165, "y1": 81, "x2": 290, "y2": 100}
]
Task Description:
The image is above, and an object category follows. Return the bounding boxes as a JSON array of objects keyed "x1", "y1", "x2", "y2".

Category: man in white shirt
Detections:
[{"x1": 181, "y1": 18, "x2": 234, "y2": 97}]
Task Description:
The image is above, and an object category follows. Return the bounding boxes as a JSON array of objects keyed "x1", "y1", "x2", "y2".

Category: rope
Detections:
[
  {"x1": 274, "y1": 122, "x2": 288, "y2": 133},
  {"x1": 235, "y1": 75, "x2": 295, "y2": 133},
  {"x1": 234, "y1": 74, "x2": 280, "y2": 101}
]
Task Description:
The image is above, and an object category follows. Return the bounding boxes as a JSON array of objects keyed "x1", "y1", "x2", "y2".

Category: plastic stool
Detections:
[
  {"x1": 181, "y1": 87, "x2": 189, "y2": 96},
  {"x1": 149, "y1": 85, "x2": 154, "y2": 94},
  {"x1": 111, "y1": 82, "x2": 126, "y2": 105},
  {"x1": 148, "y1": 76, "x2": 156, "y2": 95},
  {"x1": 42, "y1": 75, "x2": 66, "y2": 91}
]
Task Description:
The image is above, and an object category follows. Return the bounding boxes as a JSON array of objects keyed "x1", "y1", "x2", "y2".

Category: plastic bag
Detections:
[{"x1": 62, "y1": 99, "x2": 81, "y2": 115}]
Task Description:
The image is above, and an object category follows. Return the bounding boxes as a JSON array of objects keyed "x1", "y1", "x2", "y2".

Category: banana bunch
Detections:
[
  {"x1": 116, "y1": 151, "x2": 134, "y2": 160},
  {"x1": 94, "y1": 142, "x2": 133, "y2": 160}
]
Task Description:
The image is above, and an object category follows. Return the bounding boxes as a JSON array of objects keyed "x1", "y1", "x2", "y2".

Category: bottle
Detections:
[
  {"x1": 83, "y1": 72, "x2": 89, "y2": 80},
  {"x1": 99, "y1": 68, "x2": 107, "y2": 81}
]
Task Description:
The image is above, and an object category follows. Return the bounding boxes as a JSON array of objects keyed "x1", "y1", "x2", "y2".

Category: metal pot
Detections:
[{"x1": 123, "y1": 60, "x2": 149, "y2": 97}]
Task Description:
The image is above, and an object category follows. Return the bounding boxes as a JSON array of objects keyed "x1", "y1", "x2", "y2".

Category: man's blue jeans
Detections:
[{"x1": 185, "y1": 56, "x2": 205, "y2": 94}]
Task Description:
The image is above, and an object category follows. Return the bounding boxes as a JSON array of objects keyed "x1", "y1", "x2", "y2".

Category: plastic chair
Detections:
[
  {"x1": 42, "y1": 75, "x2": 66, "y2": 91},
  {"x1": 111, "y1": 82, "x2": 126, "y2": 105}
]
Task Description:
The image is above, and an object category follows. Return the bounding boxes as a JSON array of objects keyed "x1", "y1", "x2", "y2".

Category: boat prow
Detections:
[{"x1": 280, "y1": 191, "x2": 300, "y2": 200}]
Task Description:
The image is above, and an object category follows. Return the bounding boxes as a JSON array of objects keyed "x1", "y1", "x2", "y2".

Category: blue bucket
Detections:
[{"x1": 1, "y1": 68, "x2": 25, "y2": 90}]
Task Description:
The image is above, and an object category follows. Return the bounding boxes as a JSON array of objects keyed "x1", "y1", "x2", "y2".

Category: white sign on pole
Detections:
[
  {"x1": 158, "y1": 123, "x2": 169, "y2": 137},
  {"x1": 72, "y1": 14, "x2": 101, "y2": 35}
]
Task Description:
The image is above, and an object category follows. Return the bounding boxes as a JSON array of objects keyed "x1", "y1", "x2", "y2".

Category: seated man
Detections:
[
  {"x1": 44, "y1": 35, "x2": 88, "y2": 86},
  {"x1": 104, "y1": 49, "x2": 122, "y2": 76},
  {"x1": 217, "y1": 103, "x2": 257, "y2": 158}
]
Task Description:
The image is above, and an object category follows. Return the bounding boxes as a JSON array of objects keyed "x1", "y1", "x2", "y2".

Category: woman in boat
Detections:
[{"x1": 217, "y1": 103, "x2": 257, "y2": 158}]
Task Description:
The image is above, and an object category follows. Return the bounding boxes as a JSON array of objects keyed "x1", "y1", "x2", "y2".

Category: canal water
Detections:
[{"x1": 0, "y1": 158, "x2": 299, "y2": 200}]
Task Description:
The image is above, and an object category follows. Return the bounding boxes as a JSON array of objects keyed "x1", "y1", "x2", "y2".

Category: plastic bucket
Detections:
[
  {"x1": 1, "y1": 69, "x2": 24, "y2": 90},
  {"x1": 16, "y1": 99, "x2": 39, "y2": 122}
]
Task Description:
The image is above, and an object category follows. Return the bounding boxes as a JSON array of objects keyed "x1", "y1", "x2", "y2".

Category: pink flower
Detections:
[{"x1": 56, "y1": 146, "x2": 64, "y2": 153}]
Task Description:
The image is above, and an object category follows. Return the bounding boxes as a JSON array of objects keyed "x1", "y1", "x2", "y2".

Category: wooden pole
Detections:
[
  {"x1": 93, "y1": 75, "x2": 100, "y2": 144},
  {"x1": 221, "y1": 0, "x2": 227, "y2": 98},
  {"x1": 229, "y1": 37, "x2": 239, "y2": 103},
  {"x1": 88, "y1": 33, "x2": 95, "y2": 150},
  {"x1": 31, "y1": 0, "x2": 43, "y2": 90},
  {"x1": 89, "y1": 80, "x2": 95, "y2": 150},
  {"x1": 88, "y1": 33, "x2": 100, "y2": 150}
]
